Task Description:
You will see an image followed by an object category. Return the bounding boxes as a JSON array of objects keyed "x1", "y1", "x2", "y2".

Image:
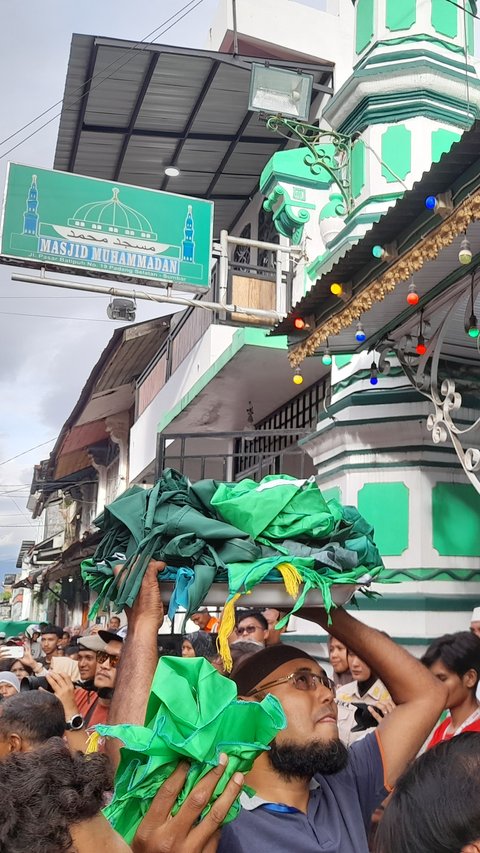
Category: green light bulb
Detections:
[
  {"x1": 372, "y1": 245, "x2": 384, "y2": 259},
  {"x1": 468, "y1": 326, "x2": 479, "y2": 338}
]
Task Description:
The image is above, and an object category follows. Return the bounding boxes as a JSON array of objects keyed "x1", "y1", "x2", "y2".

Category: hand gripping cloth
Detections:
[{"x1": 98, "y1": 656, "x2": 286, "y2": 844}]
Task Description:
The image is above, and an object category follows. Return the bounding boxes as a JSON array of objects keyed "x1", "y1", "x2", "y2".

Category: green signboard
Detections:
[{"x1": 0, "y1": 164, "x2": 214, "y2": 291}]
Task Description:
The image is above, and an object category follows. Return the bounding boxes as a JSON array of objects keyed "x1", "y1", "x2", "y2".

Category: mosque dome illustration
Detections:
[{"x1": 67, "y1": 187, "x2": 158, "y2": 241}]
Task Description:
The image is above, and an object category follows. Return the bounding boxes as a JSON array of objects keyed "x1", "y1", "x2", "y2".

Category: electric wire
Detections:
[
  {"x1": 0, "y1": 0, "x2": 206, "y2": 161},
  {"x1": 0, "y1": 310, "x2": 131, "y2": 323},
  {"x1": 0, "y1": 439, "x2": 56, "y2": 467},
  {"x1": 445, "y1": 0, "x2": 478, "y2": 17},
  {"x1": 0, "y1": 0, "x2": 205, "y2": 148}
]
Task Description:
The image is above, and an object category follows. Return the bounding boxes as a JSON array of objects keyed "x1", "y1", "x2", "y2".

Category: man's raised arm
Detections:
[
  {"x1": 301, "y1": 606, "x2": 447, "y2": 787},
  {"x1": 106, "y1": 560, "x2": 165, "y2": 768}
]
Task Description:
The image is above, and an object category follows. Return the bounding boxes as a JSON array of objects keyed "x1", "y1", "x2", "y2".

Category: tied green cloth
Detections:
[
  {"x1": 81, "y1": 469, "x2": 386, "y2": 625},
  {"x1": 99, "y1": 657, "x2": 286, "y2": 844}
]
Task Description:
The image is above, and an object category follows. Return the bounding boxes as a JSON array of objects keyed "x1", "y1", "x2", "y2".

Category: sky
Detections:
[{"x1": 0, "y1": 0, "x2": 220, "y2": 578}]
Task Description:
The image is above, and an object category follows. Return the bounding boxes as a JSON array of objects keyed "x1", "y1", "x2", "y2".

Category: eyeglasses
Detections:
[
  {"x1": 96, "y1": 650, "x2": 121, "y2": 668},
  {"x1": 236, "y1": 625, "x2": 260, "y2": 636},
  {"x1": 247, "y1": 669, "x2": 335, "y2": 697}
]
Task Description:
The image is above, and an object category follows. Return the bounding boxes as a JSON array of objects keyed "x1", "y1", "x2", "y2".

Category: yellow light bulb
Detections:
[
  {"x1": 330, "y1": 282, "x2": 343, "y2": 297},
  {"x1": 293, "y1": 373, "x2": 303, "y2": 385}
]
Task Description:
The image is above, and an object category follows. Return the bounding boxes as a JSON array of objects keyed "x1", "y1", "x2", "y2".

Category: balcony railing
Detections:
[{"x1": 156, "y1": 429, "x2": 313, "y2": 482}]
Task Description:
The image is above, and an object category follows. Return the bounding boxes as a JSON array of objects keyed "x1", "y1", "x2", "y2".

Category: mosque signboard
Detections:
[{"x1": 0, "y1": 164, "x2": 214, "y2": 291}]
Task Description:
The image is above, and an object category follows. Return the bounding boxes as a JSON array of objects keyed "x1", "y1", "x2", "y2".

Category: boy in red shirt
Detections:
[{"x1": 422, "y1": 631, "x2": 480, "y2": 748}]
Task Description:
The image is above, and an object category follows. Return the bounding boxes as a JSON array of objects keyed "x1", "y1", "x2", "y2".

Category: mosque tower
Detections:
[
  {"x1": 23, "y1": 174, "x2": 39, "y2": 236},
  {"x1": 321, "y1": 0, "x2": 480, "y2": 256}
]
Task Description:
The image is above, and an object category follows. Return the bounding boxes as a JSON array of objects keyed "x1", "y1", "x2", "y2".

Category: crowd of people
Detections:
[{"x1": 0, "y1": 572, "x2": 479, "y2": 852}]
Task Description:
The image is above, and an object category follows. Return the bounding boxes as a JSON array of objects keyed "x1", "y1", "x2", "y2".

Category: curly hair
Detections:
[{"x1": 0, "y1": 739, "x2": 113, "y2": 852}]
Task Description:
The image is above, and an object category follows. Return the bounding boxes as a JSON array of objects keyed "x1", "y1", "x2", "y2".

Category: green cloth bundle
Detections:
[
  {"x1": 99, "y1": 656, "x2": 286, "y2": 843},
  {"x1": 81, "y1": 470, "x2": 385, "y2": 636}
]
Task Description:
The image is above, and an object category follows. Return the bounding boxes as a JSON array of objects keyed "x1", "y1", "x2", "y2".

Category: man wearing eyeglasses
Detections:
[
  {"x1": 216, "y1": 607, "x2": 448, "y2": 853},
  {"x1": 45, "y1": 629, "x2": 123, "y2": 753},
  {"x1": 234, "y1": 610, "x2": 269, "y2": 647}
]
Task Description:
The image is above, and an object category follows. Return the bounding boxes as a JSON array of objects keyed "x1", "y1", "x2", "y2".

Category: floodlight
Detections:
[{"x1": 248, "y1": 63, "x2": 313, "y2": 121}]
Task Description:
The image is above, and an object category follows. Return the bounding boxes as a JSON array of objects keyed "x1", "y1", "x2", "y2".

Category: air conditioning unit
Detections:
[{"x1": 107, "y1": 298, "x2": 136, "y2": 322}]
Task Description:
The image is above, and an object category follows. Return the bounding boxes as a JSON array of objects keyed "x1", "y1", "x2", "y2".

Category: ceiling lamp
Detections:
[
  {"x1": 459, "y1": 235, "x2": 473, "y2": 265},
  {"x1": 164, "y1": 165, "x2": 180, "y2": 177},
  {"x1": 355, "y1": 322, "x2": 367, "y2": 343},
  {"x1": 293, "y1": 367, "x2": 304, "y2": 385},
  {"x1": 407, "y1": 281, "x2": 419, "y2": 306}
]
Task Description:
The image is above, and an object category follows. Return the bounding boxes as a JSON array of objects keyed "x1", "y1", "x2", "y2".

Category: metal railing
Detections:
[{"x1": 156, "y1": 429, "x2": 312, "y2": 482}]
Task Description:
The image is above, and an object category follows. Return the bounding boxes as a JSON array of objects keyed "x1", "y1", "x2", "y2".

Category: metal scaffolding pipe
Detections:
[{"x1": 11, "y1": 273, "x2": 283, "y2": 323}]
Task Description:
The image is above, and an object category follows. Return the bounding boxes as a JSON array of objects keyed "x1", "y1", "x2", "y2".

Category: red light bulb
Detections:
[
  {"x1": 407, "y1": 282, "x2": 419, "y2": 306},
  {"x1": 416, "y1": 340, "x2": 427, "y2": 355},
  {"x1": 294, "y1": 317, "x2": 305, "y2": 330}
]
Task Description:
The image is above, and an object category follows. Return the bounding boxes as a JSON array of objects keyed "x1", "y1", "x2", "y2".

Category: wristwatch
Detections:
[{"x1": 65, "y1": 714, "x2": 84, "y2": 731}]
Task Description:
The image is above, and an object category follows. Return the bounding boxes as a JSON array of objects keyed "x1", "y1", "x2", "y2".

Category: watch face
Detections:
[{"x1": 68, "y1": 715, "x2": 84, "y2": 730}]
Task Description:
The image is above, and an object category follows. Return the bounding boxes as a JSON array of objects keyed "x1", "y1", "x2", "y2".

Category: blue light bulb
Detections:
[
  {"x1": 425, "y1": 196, "x2": 437, "y2": 211},
  {"x1": 369, "y1": 376, "x2": 378, "y2": 386},
  {"x1": 355, "y1": 326, "x2": 366, "y2": 343}
]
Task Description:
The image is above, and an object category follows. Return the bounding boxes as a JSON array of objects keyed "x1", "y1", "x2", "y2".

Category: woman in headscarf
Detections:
[{"x1": 182, "y1": 631, "x2": 217, "y2": 662}]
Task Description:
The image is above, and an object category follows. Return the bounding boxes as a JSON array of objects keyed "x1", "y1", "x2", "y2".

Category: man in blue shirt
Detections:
[{"x1": 218, "y1": 605, "x2": 447, "y2": 853}]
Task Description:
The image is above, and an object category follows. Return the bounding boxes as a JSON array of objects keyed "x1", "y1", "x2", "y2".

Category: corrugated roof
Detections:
[
  {"x1": 54, "y1": 34, "x2": 333, "y2": 236},
  {"x1": 275, "y1": 120, "x2": 480, "y2": 336}
]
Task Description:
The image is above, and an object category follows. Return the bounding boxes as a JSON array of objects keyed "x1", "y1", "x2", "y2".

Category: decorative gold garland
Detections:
[{"x1": 288, "y1": 189, "x2": 480, "y2": 367}]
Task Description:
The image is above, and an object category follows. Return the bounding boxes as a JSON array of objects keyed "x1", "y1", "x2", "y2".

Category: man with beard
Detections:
[
  {"x1": 46, "y1": 630, "x2": 123, "y2": 752},
  {"x1": 216, "y1": 605, "x2": 447, "y2": 853},
  {"x1": 106, "y1": 561, "x2": 446, "y2": 852}
]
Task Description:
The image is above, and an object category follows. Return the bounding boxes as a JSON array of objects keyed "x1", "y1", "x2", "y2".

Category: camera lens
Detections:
[{"x1": 20, "y1": 676, "x2": 54, "y2": 693}]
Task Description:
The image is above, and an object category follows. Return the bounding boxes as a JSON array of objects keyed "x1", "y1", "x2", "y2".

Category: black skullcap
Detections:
[{"x1": 232, "y1": 644, "x2": 317, "y2": 696}]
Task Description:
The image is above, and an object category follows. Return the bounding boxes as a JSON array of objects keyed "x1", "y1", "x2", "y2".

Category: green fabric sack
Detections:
[
  {"x1": 99, "y1": 656, "x2": 286, "y2": 844},
  {"x1": 211, "y1": 475, "x2": 337, "y2": 543}
]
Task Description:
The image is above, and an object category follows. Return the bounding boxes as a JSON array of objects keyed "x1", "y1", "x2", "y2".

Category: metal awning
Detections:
[{"x1": 54, "y1": 34, "x2": 333, "y2": 236}]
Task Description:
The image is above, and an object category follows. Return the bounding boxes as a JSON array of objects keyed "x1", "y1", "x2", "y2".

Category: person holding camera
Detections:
[
  {"x1": 336, "y1": 650, "x2": 395, "y2": 747},
  {"x1": 44, "y1": 629, "x2": 123, "y2": 752}
]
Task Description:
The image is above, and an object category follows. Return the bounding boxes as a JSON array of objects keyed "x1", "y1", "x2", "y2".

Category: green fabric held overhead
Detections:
[
  {"x1": 100, "y1": 656, "x2": 286, "y2": 843},
  {"x1": 81, "y1": 469, "x2": 385, "y2": 625},
  {"x1": 211, "y1": 475, "x2": 339, "y2": 543}
]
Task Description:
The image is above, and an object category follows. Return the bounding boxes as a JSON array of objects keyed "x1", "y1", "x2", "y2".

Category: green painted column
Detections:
[
  {"x1": 431, "y1": 0, "x2": 458, "y2": 38},
  {"x1": 386, "y1": 0, "x2": 416, "y2": 31},
  {"x1": 381, "y1": 125, "x2": 412, "y2": 183},
  {"x1": 356, "y1": 0, "x2": 374, "y2": 54},
  {"x1": 351, "y1": 140, "x2": 366, "y2": 198},
  {"x1": 431, "y1": 128, "x2": 462, "y2": 162},
  {"x1": 432, "y1": 483, "x2": 480, "y2": 556},
  {"x1": 357, "y1": 482, "x2": 410, "y2": 556}
]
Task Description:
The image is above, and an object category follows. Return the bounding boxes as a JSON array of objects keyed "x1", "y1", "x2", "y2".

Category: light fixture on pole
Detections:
[
  {"x1": 416, "y1": 310, "x2": 427, "y2": 355},
  {"x1": 466, "y1": 272, "x2": 479, "y2": 338},
  {"x1": 107, "y1": 297, "x2": 136, "y2": 322},
  {"x1": 248, "y1": 63, "x2": 314, "y2": 121},
  {"x1": 249, "y1": 63, "x2": 353, "y2": 213}
]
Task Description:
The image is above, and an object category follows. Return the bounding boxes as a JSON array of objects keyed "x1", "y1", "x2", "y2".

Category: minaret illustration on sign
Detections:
[
  {"x1": 182, "y1": 204, "x2": 195, "y2": 262},
  {"x1": 23, "y1": 174, "x2": 39, "y2": 236}
]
